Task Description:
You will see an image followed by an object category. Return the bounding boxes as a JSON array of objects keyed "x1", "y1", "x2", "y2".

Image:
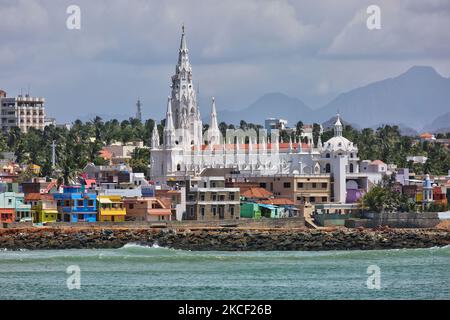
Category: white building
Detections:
[
  {"x1": 150, "y1": 27, "x2": 379, "y2": 204},
  {"x1": 0, "y1": 90, "x2": 46, "y2": 133}
]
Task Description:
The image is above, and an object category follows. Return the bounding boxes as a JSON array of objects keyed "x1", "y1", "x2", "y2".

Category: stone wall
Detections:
[
  {"x1": 2, "y1": 217, "x2": 306, "y2": 230},
  {"x1": 361, "y1": 212, "x2": 441, "y2": 228},
  {"x1": 0, "y1": 227, "x2": 449, "y2": 251}
]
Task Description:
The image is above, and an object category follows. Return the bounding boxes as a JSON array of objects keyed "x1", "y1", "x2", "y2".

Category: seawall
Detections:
[{"x1": 1, "y1": 227, "x2": 449, "y2": 251}]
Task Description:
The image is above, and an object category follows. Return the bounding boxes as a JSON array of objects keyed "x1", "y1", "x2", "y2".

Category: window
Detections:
[
  {"x1": 200, "y1": 193, "x2": 205, "y2": 201},
  {"x1": 322, "y1": 197, "x2": 327, "y2": 202},
  {"x1": 312, "y1": 183, "x2": 317, "y2": 188},
  {"x1": 322, "y1": 183, "x2": 327, "y2": 189},
  {"x1": 77, "y1": 200, "x2": 84, "y2": 206},
  {"x1": 283, "y1": 182, "x2": 291, "y2": 188},
  {"x1": 88, "y1": 200, "x2": 94, "y2": 207},
  {"x1": 325, "y1": 164, "x2": 331, "y2": 173},
  {"x1": 200, "y1": 207, "x2": 205, "y2": 217},
  {"x1": 189, "y1": 207, "x2": 194, "y2": 217},
  {"x1": 219, "y1": 195, "x2": 225, "y2": 201},
  {"x1": 297, "y1": 182, "x2": 303, "y2": 188},
  {"x1": 229, "y1": 193, "x2": 235, "y2": 201},
  {"x1": 129, "y1": 204, "x2": 134, "y2": 209},
  {"x1": 177, "y1": 164, "x2": 181, "y2": 171},
  {"x1": 310, "y1": 197, "x2": 316, "y2": 203},
  {"x1": 326, "y1": 153, "x2": 330, "y2": 158},
  {"x1": 260, "y1": 183, "x2": 267, "y2": 189},
  {"x1": 64, "y1": 200, "x2": 70, "y2": 207},
  {"x1": 212, "y1": 207, "x2": 217, "y2": 216},
  {"x1": 230, "y1": 206, "x2": 235, "y2": 216},
  {"x1": 212, "y1": 194, "x2": 217, "y2": 201}
]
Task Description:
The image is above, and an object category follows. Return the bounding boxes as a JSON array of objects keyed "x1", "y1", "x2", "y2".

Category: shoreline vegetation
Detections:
[{"x1": 1, "y1": 226, "x2": 449, "y2": 251}]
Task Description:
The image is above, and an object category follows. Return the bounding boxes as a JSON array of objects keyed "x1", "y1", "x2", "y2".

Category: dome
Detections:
[{"x1": 323, "y1": 136, "x2": 357, "y2": 153}]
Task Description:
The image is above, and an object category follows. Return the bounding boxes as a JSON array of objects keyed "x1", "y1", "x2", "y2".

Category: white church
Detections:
[{"x1": 150, "y1": 27, "x2": 367, "y2": 203}]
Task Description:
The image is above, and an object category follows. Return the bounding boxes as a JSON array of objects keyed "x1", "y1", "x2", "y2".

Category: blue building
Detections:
[{"x1": 53, "y1": 185, "x2": 97, "y2": 222}]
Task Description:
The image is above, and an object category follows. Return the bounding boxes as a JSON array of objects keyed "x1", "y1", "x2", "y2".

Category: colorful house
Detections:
[
  {"x1": 123, "y1": 197, "x2": 173, "y2": 222},
  {"x1": 97, "y1": 195, "x2": 126, "y2": 222},
  {"x1": 26, "y1": 193, "x2": 58, "y2": 223},
  {"x1": 54, "y1": 185, "x2": 97, "y2": 222},
  {"x1": 240, "y1": 203, "x2": 262, "y2": 219},
  {"x1": 258, "y1": 204, "x2": 284, "y2": 218},
  {"x1": 0, "y1": 187, "x2": 31, "y2": 222}
]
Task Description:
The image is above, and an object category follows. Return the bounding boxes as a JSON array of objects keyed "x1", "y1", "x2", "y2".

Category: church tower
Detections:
[{"x1": 169, "y1": 25, "x2": 202, "y2": 148}]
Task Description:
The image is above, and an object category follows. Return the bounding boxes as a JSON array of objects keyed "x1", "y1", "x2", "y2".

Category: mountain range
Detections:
[{"x1": 216, "y1": 66, "x2": 450, "y2": 133}]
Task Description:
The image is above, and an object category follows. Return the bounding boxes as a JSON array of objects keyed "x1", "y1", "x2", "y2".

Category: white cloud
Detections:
[{"x1": 0, "y1": 0, "x2": 448, "y2": 122}]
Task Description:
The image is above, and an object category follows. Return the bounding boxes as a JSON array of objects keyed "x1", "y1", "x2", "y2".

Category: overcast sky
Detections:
[{"x1": 1, "y1": 0, "x2": 450, "y2": 122}]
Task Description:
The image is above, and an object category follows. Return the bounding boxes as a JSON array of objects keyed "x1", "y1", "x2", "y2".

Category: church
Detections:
[{"x1": 150, "y1": 27, "x2": 364, "y2": 204}]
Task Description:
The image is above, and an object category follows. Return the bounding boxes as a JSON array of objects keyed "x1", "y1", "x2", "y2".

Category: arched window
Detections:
[
  {"x1": 177, "y1": 164, "x2": 181, "y2": 171},
  {"x1": 349, "y1": 163, "x2": 354, "y2": 173},
  {"x1": 325, "y1": 163, "x2": 331, "y2": 173},
  {"x1": 326, "y1": 153, "x2": 330, "y2": 158}
]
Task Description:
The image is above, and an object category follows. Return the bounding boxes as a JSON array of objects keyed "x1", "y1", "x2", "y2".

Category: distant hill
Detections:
[
  {"x1": 322, "y1": 115, "x2": 359, "y2": 131},
  {"x1": 318, "y1": 66, "x2": 450, "y2": 130},
  {"x1": 423, "y1": 111, "x2": 450, "y2": 134},
  {"x1": 217, "y1": 92, "x2": 313, "y2": 125},
  {"x1": 215, "y1": 66, "x2": 450, "y2": 131}
]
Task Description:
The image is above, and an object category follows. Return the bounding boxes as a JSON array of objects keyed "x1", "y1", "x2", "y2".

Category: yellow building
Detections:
[
  {"x1": 97, "y1": 195, "x2": 126, "y2": 222},
  {"x1": 30, "y1": 194, "x2": 58, "y2": 223}
]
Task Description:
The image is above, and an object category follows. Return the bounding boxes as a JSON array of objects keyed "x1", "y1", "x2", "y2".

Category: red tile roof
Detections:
[
  {"x1": 193, "y1": 143, "x2": 311, "y2": 152},
  {"x1": 241, "y1": 187, "x2": 273, "y2": 199}
]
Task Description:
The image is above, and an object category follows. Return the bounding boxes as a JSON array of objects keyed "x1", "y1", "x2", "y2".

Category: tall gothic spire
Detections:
[
  {"x1": 210, "y1": 97, "x2": 218, "y2": 131},
  {"x1": 151, "y1": 123, "x2": 160, "y2": 149},
  {"x1": 164, "y1": 97, "x2": 175, "y2": 147},
  {"x1": 208, "y1": 97, "x2": 221, "y2": 145},
  {"x1": 334, "y1": 113, "x2": 343, "y2": 137},
  {"x1": 178, "y1": 24, "x2": 190, "y2": 69}
]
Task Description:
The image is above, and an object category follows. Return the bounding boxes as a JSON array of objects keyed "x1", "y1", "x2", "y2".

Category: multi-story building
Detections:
[
  {"x1": 0, "y1": 91, "x2": 46, "y2": 132},
  {"x1": 54, "y1": 185, "x2": 97, "y2": 222},
  {"x1": 230, "y1": 174, "x2": 331, "y2": 205},
  {"x1": 0, "y1": 191, "x2": 31, "y2": 222},
  {"x1": 185, "y1": 176, "x2": 240, "y2": 220},
  {"x1": 26, "y1": 193, "x2": 58, "y2": 223},
  {"x1": 123, "y1": 197, "x2": 172, "y2": 222},
  {"x1": 97, "y1": 195, "x2": 126, "y2": 222}
]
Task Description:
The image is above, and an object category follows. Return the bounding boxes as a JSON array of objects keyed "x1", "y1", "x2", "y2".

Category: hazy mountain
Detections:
[
  {"x1": 423, "y1": 111, "x2": 450, "y2": 134},
  {"x1": 318, "y1": 66, "x2": 450, "y2": 130},
  {"x1": 322, "y1": 115, "x2": 359, "y2": 131},
  {"x1": 215, "y1": 66, "x2": 450, "y2": 131},
  {"x1": 217, "y1": 92, "x2": 313, "y2": 125}
]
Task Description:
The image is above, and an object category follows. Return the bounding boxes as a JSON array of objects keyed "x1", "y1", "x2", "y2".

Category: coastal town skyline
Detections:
[
  {"x1": 1, "y1": 0, "x2": 450, "y2": 124},
  {"x1": 0, "y1": 0, "x2": 449, "y2": 305}
]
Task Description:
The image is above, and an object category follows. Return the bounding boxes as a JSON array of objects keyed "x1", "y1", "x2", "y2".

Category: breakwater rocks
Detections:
[{"x1": 0, "y1": 227, "x2": 449, "y2": 251}]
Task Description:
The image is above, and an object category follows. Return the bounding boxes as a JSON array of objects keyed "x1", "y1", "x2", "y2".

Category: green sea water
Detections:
[{"x1": 0, "y1": 244, "x2": 449, "y2": 300}]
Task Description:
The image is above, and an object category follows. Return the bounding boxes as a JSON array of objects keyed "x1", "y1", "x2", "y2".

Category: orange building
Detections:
[
  {"x1": 0, "y1": 208, "x2": 15, "y2": 223},
  {"x1": 124, "y1": 197, "x2": 172, "y2": 222}
]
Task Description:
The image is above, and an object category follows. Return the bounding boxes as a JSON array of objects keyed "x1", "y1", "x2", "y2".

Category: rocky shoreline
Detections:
[{"x1": 1, "y1": 227, "x2": 450, "y2": 251}]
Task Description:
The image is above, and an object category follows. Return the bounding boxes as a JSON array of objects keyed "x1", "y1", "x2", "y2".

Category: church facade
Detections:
[{"x1": 150, "y1": 27, "x2": 364, "y2": 203}]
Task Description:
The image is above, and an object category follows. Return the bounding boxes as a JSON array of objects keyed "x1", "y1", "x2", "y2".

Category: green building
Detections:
[
  {"x1": 259, "y1": 204, "x2": 284, "y2": 219},
  {"x1": 240, "y1": 203, "x2": 262, "y2": 219}
]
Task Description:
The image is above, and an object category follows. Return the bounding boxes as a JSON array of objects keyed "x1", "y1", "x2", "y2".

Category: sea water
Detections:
[{"x1": 0, "y1": 244, "x2": 449, "y2": 300}]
